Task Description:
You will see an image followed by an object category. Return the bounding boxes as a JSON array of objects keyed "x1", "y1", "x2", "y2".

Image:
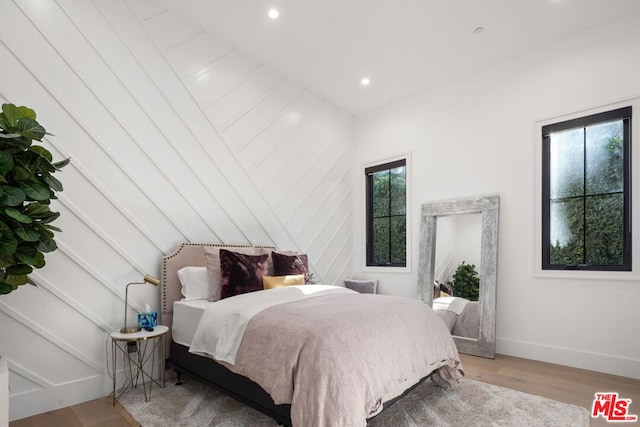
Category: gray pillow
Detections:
[{"x1": 344, "y1": 279, "x2": 378, "y2": 294}]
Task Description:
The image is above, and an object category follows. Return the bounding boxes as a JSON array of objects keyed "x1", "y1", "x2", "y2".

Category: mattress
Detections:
[{"x1": 172, "y1": 299, "x2": 208, "y2": 347}]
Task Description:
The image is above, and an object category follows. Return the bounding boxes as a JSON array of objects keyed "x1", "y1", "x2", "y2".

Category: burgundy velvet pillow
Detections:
[
  {"x1": 219, "y1": 249, "x2": 269, "y2": 299},
  {"x1": 272, "y1": 252, "x2": 309, "y2": 283}
]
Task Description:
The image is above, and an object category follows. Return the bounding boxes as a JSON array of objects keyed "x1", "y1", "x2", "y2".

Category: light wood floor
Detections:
[
  {"x1": 9, "y1": 354, "x2": 640, "y2": 427},
  {"x1": 459, "y1": 354, "x2": 639, "y2": 427}
]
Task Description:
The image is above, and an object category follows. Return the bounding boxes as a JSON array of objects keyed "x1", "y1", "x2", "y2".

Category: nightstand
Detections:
[{"x1": 110, "y1": 325, "x2": 168, "y2": 405}]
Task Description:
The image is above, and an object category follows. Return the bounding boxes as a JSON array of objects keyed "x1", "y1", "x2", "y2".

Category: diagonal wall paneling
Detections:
[
  {"x1": 134, "y1": 3, "x2": 356, "y2": 287},
  {"x1": 0, "y1": 0, "x2": 355, "y2": 420}
]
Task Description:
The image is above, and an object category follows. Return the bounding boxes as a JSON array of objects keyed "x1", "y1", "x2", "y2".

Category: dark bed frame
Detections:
[
  {"x1": 160, "y1": 243, "x2": 425, "y2": 426},
  {"x1": 168, "y1": 340, "x2": 292, "y2": 425}
]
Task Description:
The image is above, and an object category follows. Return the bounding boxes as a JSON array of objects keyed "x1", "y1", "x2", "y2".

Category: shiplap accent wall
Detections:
[{"x1": 0, "y1": 0, "x2": 355, "y2": 420}]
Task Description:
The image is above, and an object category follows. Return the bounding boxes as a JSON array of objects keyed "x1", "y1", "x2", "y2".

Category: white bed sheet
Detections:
[
  {"x1": 172, "y1": 299, "x2": 209, "y2": 347},
  {"x1": 189, "y1": 285, "x2": 355, "y2": 364}
]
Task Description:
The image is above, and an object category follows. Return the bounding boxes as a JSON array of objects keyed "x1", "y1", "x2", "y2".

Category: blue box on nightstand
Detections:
[{"x1": 137, "y1": 311, "x2": 158, "y2": 328}]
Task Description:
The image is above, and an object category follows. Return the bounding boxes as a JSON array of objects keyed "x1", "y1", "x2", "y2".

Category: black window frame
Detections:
[
  {"x1": 365, "y1": 159, "x2": 407, "y2": 267},
  {"x1": 541, "y1": 106, "x2": 632, "y2": 271}
]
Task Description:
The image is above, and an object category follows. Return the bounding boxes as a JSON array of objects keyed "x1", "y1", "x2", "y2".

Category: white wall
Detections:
[
  {"x1": 355, "y1": 13, "x2": 640, "y2": 379},
  {"x1": 0, "y1": 0, "x2": 354, "y2": 420},
  {"x1": 453, "y1": 214, "x2": 482, "y2": 271},
  {"x1": 434, "y1": 214, "x2": 482, "y2": 286}
]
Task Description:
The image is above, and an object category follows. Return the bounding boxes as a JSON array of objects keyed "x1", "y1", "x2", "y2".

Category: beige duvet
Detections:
[{"x1": 216, "y1": 292, "x2": 464, "y2": 427}]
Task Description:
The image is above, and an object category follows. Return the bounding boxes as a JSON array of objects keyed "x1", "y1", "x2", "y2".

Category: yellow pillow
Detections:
[{"x1": 262, "y1": 274, "x2": 305, "y2": 289}]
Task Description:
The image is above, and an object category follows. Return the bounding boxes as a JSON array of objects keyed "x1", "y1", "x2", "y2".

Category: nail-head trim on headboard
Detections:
[
  {"x1": 160, "y1": 243, "x2": 276, "y2": 357},
  {"x1": 161, "y1": 243, "x2": 277, "y2": 315}
]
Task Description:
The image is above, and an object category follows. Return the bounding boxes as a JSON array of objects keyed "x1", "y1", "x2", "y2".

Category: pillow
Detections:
[
  {"x1": 433, "y1": 281, "x2": 453, "y2": 298},
  {"x1": 272, "y1": 252, "x2": 309, "y2": 282},
  {"x1": 203, "y1": 246, "x2": 268, "y2": 298},
  {"x1": 262, "y1": 274, "x2": 305, "y2": 289},
  {"x1": 177, "y1": 266, "x2": 217, "y2": 301},
  {"x1": 270, "y1": 250, "x2": 298, "y2": 276},
  {"x1": 440, "y1": 282, "x2": 453, "y2": 296},
  {"x1": 344, "y1": 279, "x2": 378, "y2": 294},
  {"x1": 219, "y1": 249, "x2": 269, "y2": 299}
]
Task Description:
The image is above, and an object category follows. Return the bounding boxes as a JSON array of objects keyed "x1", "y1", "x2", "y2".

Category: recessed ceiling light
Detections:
[
  {"x1": 474, "y1": 26, "x2": 484, "y2": 34},
  {"x1": 361, "y1": 77, "x2": 371, "y2": 86},
  {"x1": 268, "y1": 9, "x2": 279, "y2": 19}
]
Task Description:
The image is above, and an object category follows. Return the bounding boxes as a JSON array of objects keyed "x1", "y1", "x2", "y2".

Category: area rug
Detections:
[{"x1": 118, "y1": 376, "x2": 590, "y2": 426}]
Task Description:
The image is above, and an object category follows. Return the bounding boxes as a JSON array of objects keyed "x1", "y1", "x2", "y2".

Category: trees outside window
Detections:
[
  {"x1": 365, "y1": 159, "x2": 406, "y2": 267},
  {"x1": 542, "y1": 106, "x2": 631, "y2": 270}
]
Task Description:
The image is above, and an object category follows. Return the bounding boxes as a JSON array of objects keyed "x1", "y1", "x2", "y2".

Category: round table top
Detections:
[{"x1": 110, "y1": 324, "x2": 168, "y2": 341}]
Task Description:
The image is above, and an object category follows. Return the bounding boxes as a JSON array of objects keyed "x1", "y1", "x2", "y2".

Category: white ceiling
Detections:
[{"x1": 160, "y1": 0, "x2": 640, "y2": 115}]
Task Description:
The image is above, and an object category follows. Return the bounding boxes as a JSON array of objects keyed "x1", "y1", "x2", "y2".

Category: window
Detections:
[
  {"x1": 365, "y1": 159, "x2": 407, "y2": 267},
  {"x1": 542, "y1": 106, "x2": 631, "y2": 271}
]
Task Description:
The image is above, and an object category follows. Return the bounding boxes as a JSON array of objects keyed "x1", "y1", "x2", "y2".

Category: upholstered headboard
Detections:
[{"x1": 160, "y1": 243, "x2": 276, "y2": 356}]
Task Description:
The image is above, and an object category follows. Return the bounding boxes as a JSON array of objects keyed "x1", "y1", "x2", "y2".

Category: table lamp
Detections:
[{"x1": 121, "y1": 274, "x2": 160, "y2": 333}]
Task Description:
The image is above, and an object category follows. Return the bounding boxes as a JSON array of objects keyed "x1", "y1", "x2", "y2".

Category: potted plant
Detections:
[
  {"x1": 449, "y1": 261, "x2": 480, "y2": 301},
  {"x1": 0, "y1": 103, "x2": 68, "y2": 295}
]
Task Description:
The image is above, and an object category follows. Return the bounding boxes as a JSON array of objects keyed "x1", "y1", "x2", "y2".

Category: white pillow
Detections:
[{"x1": 177, "y1": 266, "x2": 219, "y2": 301}]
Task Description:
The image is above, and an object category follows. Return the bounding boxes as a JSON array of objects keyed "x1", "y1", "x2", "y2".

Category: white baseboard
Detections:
[
  {"x1": 497, "y1": 338, "x2": 640, "y2": 380},
  {"x1": 10, "y1": 358, "x2": 167, "y2": 422},
  {"x1": 9, "y1": 374, "x2": 111, "y2": 422}
]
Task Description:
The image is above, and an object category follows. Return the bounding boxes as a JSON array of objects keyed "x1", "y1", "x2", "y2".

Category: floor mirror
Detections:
[{"x1": 417, "y1": 194, "x2": 499, "y2": 358}]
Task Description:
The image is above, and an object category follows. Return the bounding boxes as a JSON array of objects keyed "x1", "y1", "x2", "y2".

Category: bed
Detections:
[
  {"x1": 432, "y1": 296, "x2": 480, "y2": 339},
  {"x1": 160, "y1": 243, "x2": 464, "y2": 426}
]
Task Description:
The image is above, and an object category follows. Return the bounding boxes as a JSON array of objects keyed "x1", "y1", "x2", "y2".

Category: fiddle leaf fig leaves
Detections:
[
  {"x1": 37, "y1": 239, "x2": 57, "y2": 253},
  {"x1": 44, "y1": 224, "x2": 62, "y2": 233},
  {"x1": 19, "y1": 180, "x2": 50, "y2": 201},
  {"x1": 29, "y1": 145, "x2": 52, "y2": 162},
  {"x1": 17, "y1": 106, "x2": 36, "y2": 120},
  {"x1": 0, "y1": 186, "x2": 25, "y2": 206},
  {"x1": 14, "y1": 224, "x2": 41, "y2": 242},
  {"x1": 2, "y1": 104, "x2": 21, "y2": 128},
  {"x1": 16, "y1": 118, "x2": 45, "y2": 141},
  {"x1": 5, "y1": 208, "x2": 32, "y2": 224},
  {"x1": 25, "y1": 202, "x2": 51, "y2": 217},
  {"x1": 0, "y1": 222, "x2": 18, "y2": 256},
  {"x1": 53, "y1": 158, "x2": 70, "y2": 170},
  {"x1": 4, "y1": 273, "x2": 28, "y2": 286},
  {"x1": 42, "y1": 173, "x2": 63, "y2": 192},
  {"x1": 7, "y1": 264, "x2": 32, "y2": 275},
  {"x1": 0, "y1": 102, "x2": 68, "y2": 294},
  {"x1": 0, "y1": 152, "x2": 14, "y2": 175}
]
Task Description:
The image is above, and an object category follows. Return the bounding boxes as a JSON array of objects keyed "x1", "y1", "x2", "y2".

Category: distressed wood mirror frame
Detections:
[{"x1": 418, "y1": 194, "x2": 499, "y2": 358}]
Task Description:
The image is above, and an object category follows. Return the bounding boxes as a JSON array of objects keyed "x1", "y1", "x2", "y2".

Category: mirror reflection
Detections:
[{"x1": 432, "y1": 213, "x2": 481, "y2": 340}]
